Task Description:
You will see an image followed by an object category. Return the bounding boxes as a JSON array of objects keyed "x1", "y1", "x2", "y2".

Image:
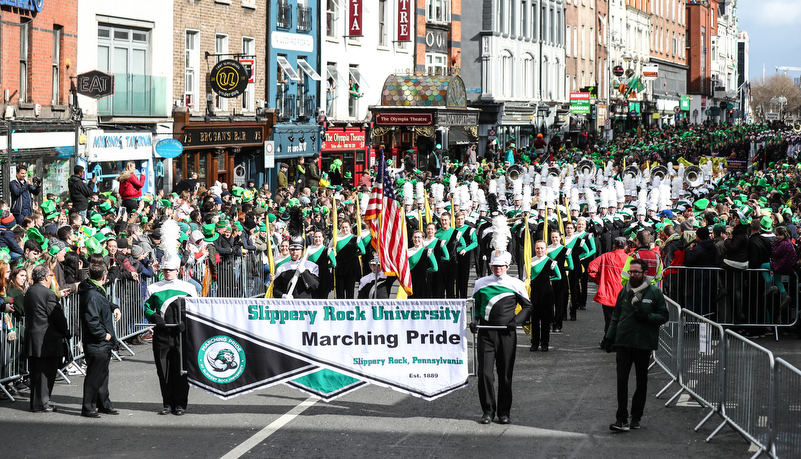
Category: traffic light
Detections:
[{"x1": 590, "y1": 104, "x2": 597, "y2": 120}]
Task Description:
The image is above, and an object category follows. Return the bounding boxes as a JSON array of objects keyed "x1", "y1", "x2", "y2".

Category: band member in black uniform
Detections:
[
  {"x1": 333, "y1": 220, "x2": 368, "y2": 299},
  {"x1": 547, "y1": 229, "x2": 573, "y2": 333},
  {"x1": 424, "y1": 222, "x2": 449, "y2": 298},
  {"x1": 436, "y1": 213, "x2": 465, "y2": 298},
  {"x1": 408, "y1": 230, "x2": 438, "y2": 299},
  {"x1": 273, "y1": 237, "x2": 320, "y2": 299},
  {"x1": 454, "y1": 212, "x2": 477, "y2": 298},
  {"x1": 308, "y1": 230, "x2": 335, "y2": 299},
  {"x1": 357, "y1": 257, "x2": 396, "y2": 298},
  {"x1": 575, "y1": 217, "x2": 597, "y2": 310},
  {"x1": 470, "y1": 250, "x2": 533, "y2": 425},
  {"x1": 529, "y1": 240, "x2": 562, "y2": 352}
]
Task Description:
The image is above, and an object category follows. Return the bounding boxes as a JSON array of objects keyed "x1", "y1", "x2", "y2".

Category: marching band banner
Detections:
[{"x1": 184, "y1": 298, "x2": 468, "y2": 401}]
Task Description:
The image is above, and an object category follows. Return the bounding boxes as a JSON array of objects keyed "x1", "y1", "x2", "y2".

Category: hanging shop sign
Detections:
[
  {"x1": 155, "y1": 138, "x2": 184, "y2": 159},
  {"x1": 209, "y1": 59, "x2": 250, "y2": 98},
  {"x1": 397, "y1": 0, "x2": 411, "y2": 41},
  {"x1": 436, "y1": 112, "x2": 478, "y2": 127},
  {"x1": 183, "y1": 126, "x2": 263, "y2": 148},
  {"x1": 0, "y1": 0, "x2": 43, "y2": 12},
  {"x1": 322, "y1": 129, "x2": 366, "y2": 151},
  {"x1": 76, "y1": 70, "x2": 115, "y2": 99},
  {"x1": 642, "y1": 64, "x2": 659, "y2": 81},
  {"x1": 374, "y1": 113, "x2": 433, "y2": 126},
  {"x1": 86, "y1": 130, "x2": 153, "y2": 162},
  {"x1": 349, "y1": 0, "x2": 363, "y2": 36}
]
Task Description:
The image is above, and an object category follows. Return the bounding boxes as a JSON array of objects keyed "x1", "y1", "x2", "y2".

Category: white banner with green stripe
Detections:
[{"x1": 185, "y1": 298, "x2": 468, "y2": 401}]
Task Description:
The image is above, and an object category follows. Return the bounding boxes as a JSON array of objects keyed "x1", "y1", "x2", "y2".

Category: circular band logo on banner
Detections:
[
  {"x1": 198, "y1": 335, "x2": 246, "y2": 384},
  {"x1": 210, "y1": 59, "x2": 249, "y2": 98}
]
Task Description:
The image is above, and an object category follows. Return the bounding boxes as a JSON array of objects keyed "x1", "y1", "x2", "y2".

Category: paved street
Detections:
[{"x1": 2, "y1": 281, "x2": 761, "y2": 459}]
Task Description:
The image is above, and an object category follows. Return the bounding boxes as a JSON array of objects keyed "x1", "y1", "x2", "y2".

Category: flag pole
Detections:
[{"x1": 373, "y1": 148, "x2": 384, "y2": 299}]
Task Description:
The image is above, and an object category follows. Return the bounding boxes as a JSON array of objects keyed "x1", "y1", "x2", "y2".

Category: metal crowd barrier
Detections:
[
  {"x1": 664, "y1": 266, "x2": 799, "y2": 340},
  {"x1": 60, "y1": 292, "x2": 86, "y2": 373},
  {"x1": 773, "y1": 358, "x2": 801, "y2": 459},
  {"x1": 0, "y1": 314, "x2": 25, "y2": 402},
  {"x1": 707, "y1": 330, "x2": 775, "y2": 454},
  {"x1": 665, "y1": 308, "x2": 726, "y2": 432},
  {"x1": 652, "y1": 297, "x2": 682, "y2": 398}
]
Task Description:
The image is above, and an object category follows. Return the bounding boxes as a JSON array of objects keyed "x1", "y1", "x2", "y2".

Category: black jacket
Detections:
[
  {"x1": 685, "y1": 239, "x2": 717, "y2": 267},
  {"x1": 24, "y1": 283, "x2": 68, "y2": 358},
  {"x1": 748, "y1": 233, "x2": 775, "y2": 269},
  {"x1": 79, "y1": 279, "x2": 118, "y2": 353},
  {"x1": 68, "y1": 174, "x2": 93, "y2": 212}
]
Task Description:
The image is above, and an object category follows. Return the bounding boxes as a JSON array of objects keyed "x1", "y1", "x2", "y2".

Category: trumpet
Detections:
[{"x1": 684, "y1": 165, "x2": 703, "y2": 187}]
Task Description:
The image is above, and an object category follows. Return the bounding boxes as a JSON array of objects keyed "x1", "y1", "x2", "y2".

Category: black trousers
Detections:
[
  {"x1": 122, "y1": 198, "x2": 139, "y2": 214},
  {"x1": 553, "y1": 281, "x2": 568, "y2": 330},
  {"x1": 615, "y1": 347, "x2": 652, "y2": 423},
  {"x1": 567, "y1": 269, "x2": 581, "y2": 319},
  {"x1": 532, "y1": 295, "x2": 554, "y2": 346},
  {"x1": 335, "y1": 273, "x2": 359, "y2": 299},
  {"x1": 442, "y1": 259, "x2": 458, "y2": 299},
  {"x1": 456, "y1": 253, "x2": 473, "y2": 298},
  {"x1": 153, "y1": 334, "x2": 189, "y2": 410},
  {"x1": 577, "y1": 259, "x2": 591, "y2": 307},
  {"x1": 602, "y1": 305, "x2": 614, "y2": 337},
  {"x1": 29, "y1": 356, "x2": 60, "y2": 412},
  {"x1": 82, "y1": 348, "x2": 113, "y2": 414},
  {"x1": 477, "y1": 328, "x2": 517, "y2": 417}
]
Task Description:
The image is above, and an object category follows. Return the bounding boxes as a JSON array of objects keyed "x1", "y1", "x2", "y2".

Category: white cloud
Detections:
[{"x1": 745, "y1": 0, "x2": 801, "y2": 27}]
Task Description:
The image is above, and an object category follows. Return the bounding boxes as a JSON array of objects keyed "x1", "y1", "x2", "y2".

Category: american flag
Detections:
[{"x1": 364, "y1": 148, "x2": 413, "y2": 294}]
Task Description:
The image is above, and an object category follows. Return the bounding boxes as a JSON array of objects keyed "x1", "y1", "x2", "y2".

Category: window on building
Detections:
[
  {"x1": 52, "y1": 26, "x2": 62, "y2": 105},
  {"x1": 242, "y1": 37, "x2": 255, "y2": 112},
  {"x1": 97, "y1": 24, "x2": 150, "y2": 114},
  {"x1": 532, "y1": 4, "x2": 538, "y2": 40},
  {"x1": 378, "y1": 0, "x2": 388, "y2": 46},
  {"x1": 426, "y1": 0, "x2": 451, "y2": 23},
  {"x1": 520, "y1": 0, "x2": 526, "y2": 37},
  {"x1": 556, "y1": 9, "x2": 561, "y2": 45},
  {"x1": 523, "y1": 54, "x2": 535, "y2": 98},
  {"x1": 348, "y1": 64, "x2": 361, "y2": 118},
  {"x1": 500, "y1": 50, "x2": 512, "y2": 97},
  {"x1": 277, "y1": 0, "x2": 292, "y2": 29},
  {"x1": 581, "y1": 25, "x2": 585, "y2": 58},
  {"x1": 326, "y1": 0, "x2": 338, "y2": 38},
  {"x1": 425, "y1": 52, "x2": 448, "y2": 76},
  {"x1": 573, "y1": 27, "x2": 577, "y2": 57},
  {"x1": 499, "y1": 0, "x2": 506, "y2": 33},
  {"x1": 185, "y1": 30, "x2": 199, "y2": 109},
  {"x1": 549, "y1": 8, "x2": 554, "y2": 43},
  {"x1": 565, "y1": 25, "x2": 571, "y2": 57},
  {"x1": 589, "y1": 27, "x2": 594, "y2": 61},
  {"x1": 672, "y1": 33, "x2": 676, "y2": 56},
  {"x1": 19, "y1": 19, "x2": 30, "y2": 103},
  {"x1": 215, "y1": 34, "x2": 228, "y2": 111}
]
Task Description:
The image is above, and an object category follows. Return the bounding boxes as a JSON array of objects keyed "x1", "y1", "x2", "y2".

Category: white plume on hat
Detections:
[
  {"x1": 160, "y1": 218, "x2": 181, "y2": 270},
  {"x1": 416, "y1": 181, "x2": 426, "y2": 205},
  {"x1": 496, "y1": 176, "x2": 506, "y2": 198},
  {"x1": 490, "y1": 214, "x2": 511, "y2": 253},
  {"x1": 522, "y1": 185, "x2": 532, "y2": 212},
  {"x1": 470, "y1": 181, "x2": 479, "y2": 202},
  {"x1": 605, "y1": 160, "x2": 614, "y2": 177},
  {"x1": 488, "y1": 178, "x2": 497, "y2": 195},
  {"x1": 477, "y1": 189, "x2": 486, "y2": 205},
  {"x1": 648, "y1": 187, "x2": 660, "y2": 211},
  {"x1": 671, "y1": 175, "x2": 683, "y2": 200},
  {"x1": 459, "y1": 185, "x2": 470, "y2": 208},
  {"x1": 599, "y1": 188, "x2": 609, "y2": 209},
  {"x1": 667, "y1": 162, "x2": 675, "y2": 176},
  {"x1": 432, "y1": 183, "x2": 444, "y2": 203},
  {"x1": 615, "y1": 180, "x2": 625, "y2": 202},
  {"x1": 660, "y1": 183, "x2": 671, "y2": 210},
  {"x1": 360, "y1": 192, "x2": 369, "y2": 215},
  {"x1": 570, "y1": 187, "x2": 580, "y2": 210},
  {"x1": 403, "y1": 181, "x2": 414, "y2": 205},
  {"x1": 587, "y1": 189, "x2": 598, "y2": 213}
]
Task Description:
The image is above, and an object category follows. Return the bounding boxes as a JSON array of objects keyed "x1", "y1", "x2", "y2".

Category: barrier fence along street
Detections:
[
  {"x1": 664, "y1": 266, "x2": 799, "y2": 339},
  {"x1": 773, "y1": 358, "x2": 801, "y2": 459}
]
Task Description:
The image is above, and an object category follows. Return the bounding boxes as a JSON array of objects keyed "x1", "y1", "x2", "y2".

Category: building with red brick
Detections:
[
  {"x1": 686, "y1": 0, "x2": 716, "y2": 123},
  {"x1": 0, "y1": 1, "x2": 79, "y2": 202},
  {"x1": 648, "y1": 0, "x2": 688, "y2": 125}
]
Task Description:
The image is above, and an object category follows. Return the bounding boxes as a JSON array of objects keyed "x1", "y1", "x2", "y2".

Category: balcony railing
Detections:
[
  {"x1": 96, "y1": 73, "x2": 168, "y2": 117},
  {"x1": 277, "y1": 1, "x2": 292, "y2": 29},
  {"x1": 276, "y1": 87, "x2": 296, "y2": 120},
  {"x1": 297, "y1": 6, "x2": 312, "y2": 32},
  {"x1": 298, "y1": 94, "x2": 316, "y2": 119}
]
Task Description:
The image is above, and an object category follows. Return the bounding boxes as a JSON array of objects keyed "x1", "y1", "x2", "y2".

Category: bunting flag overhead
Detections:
[{"x1": 184, "y1": 298, "x2": 468, "y2": 401}]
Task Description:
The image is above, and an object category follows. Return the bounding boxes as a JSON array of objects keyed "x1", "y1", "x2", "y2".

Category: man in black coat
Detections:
[
  {"x1": 272, "y1": 238, "x2": 320, "y2": 299},
  {"x1": 24, "y1": 265, "x2": 69, "y2": 412},
  {"x1": 79, "y1": 263, "x2": 122, "y2": 418},
  {"x1": 68, "y1": 165, "x2": 96, "y2": 222},
  {"x1": 10, "y1": 165, "x2": 41, "y2": 225}
]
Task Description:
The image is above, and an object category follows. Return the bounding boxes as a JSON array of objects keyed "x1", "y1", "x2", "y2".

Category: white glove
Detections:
[
  {"x1": 297, "y1": 262, "x2": 306, "y2": 274},
  {"x1": 282, "y1": 294, "x2": 294, "y2": 299}
]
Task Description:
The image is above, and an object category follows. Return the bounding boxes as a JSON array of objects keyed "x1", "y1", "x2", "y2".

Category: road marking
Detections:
[{"x1": 221, "y1": 396, "x2": 317, "y2": 459}]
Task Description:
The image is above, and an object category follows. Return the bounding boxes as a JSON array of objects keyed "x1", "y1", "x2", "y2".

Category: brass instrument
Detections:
[
  {"x1": 578, "y1": 159, "x2": 596, "y2": 176},
  {"x1": 650, "y1": 165, "x2": 668, "y2": 181},
  {"x1": 623, "y1": 165, "x2": 640, "y2": 180},
  {"x1": 547, "y1": 166, "x2": 561, "y2": 180},
  {"x1": 506, "y1": 165, "x2": 523, "y2": 181},
  {"x1": 684, "y1": 165, "x2": 703, "y2": 187}
]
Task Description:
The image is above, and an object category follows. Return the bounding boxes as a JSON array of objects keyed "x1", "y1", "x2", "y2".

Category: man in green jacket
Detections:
[{"x1": 602, "y1": 258, "x2": 669, "y2": 432}]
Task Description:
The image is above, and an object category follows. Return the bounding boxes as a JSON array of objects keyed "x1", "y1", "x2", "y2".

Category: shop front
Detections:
[
  {"x1": 172, "y1": 110, "x2": 276, "y2": 189},
  {"x1": 269, "y1": 123, "x2": 323, "y2": 188},
  {"x1": 320, "y1": 124, "x2": 370, "y2": 184},
  {"x1": 84, "y1": 129, "x2": 157, "y2": 194},
  {"x1": 369, "y1": 74, "x2": 478, "y2": 170},
  {"x1": 1, "y1": 120, "x2": 78, "y2": 203}
]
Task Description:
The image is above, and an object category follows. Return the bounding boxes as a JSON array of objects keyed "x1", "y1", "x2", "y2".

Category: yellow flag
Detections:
[
  {"x1": 424, "y1": 195, "x2": 432, "y2": 225},
  {"x1": 355, "y1": 194, "x2": 363, "y2": 238},
  {"x1": 264, "y1": 228, "x2": 276, "y2": 298},
  {"x1": 332, "y1": 195, "x2": 339, "y2": 255},
  {"x1": 418, "y1": 208, "x2": 423, "y2": 232},
  {"x1": 396, "y1": 207, "x2": 409, "y2": 299},
  {"x1": 450, "y1": 196, "x2": 455, "y2": 222},
  {"x1": 564, "y1": 197, "x2": 572, "y2": 224}
]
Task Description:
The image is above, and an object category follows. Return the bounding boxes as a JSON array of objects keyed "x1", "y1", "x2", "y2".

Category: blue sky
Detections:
[{"x1": 737, "y1": 0, "x2": 801, "y2": 81}]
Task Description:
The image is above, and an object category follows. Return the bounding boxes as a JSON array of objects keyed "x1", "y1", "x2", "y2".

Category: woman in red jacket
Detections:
[
  {"x1": 117, "y1": 161, "x2": 145, "y2": 214},
  {"x1": 588, "y1": 237, "x2": 628, "y2": 346}
]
